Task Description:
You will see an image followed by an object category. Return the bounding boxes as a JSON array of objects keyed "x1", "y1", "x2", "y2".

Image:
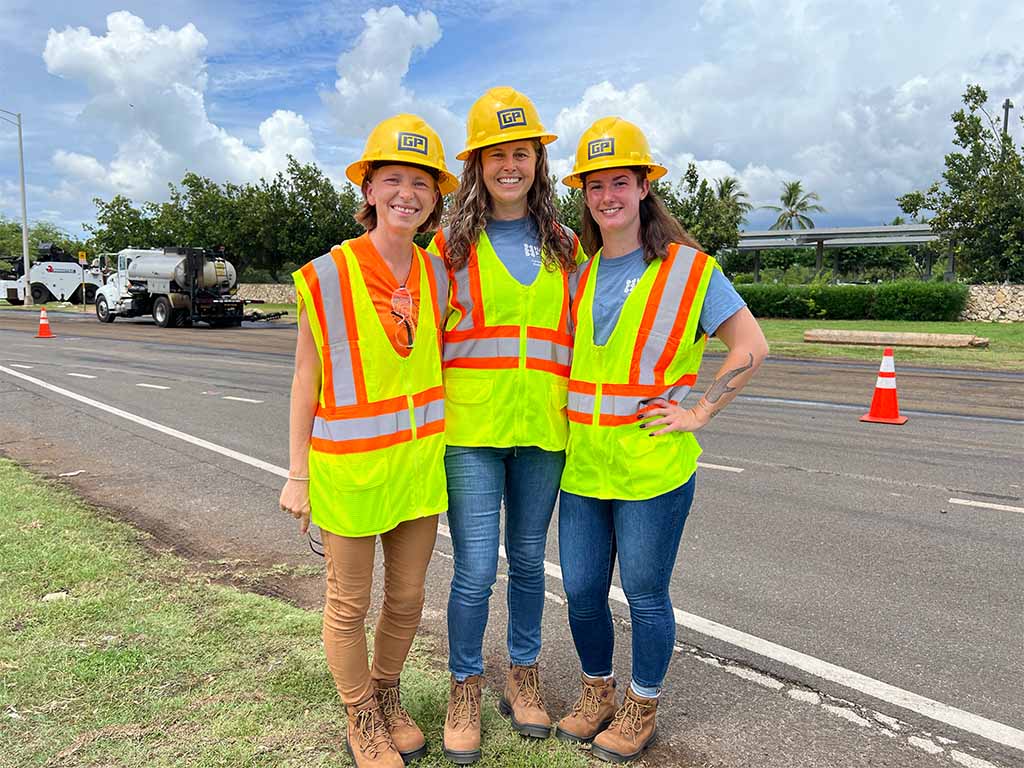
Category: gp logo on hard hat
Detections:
[
  {"x1": 497, "y1": 107, "x2": 527, "y2": 130},
  {"x1": 587, "y1": 138, "x2": 615, "y2": 160},
  {"x1": 397, "y1": 132, "x2": 429, "y2": 155}
]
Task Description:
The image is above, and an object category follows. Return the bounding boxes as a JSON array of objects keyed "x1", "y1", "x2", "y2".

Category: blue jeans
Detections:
[
  {"x1": 558, "y1": 477, "x2": 696, "y2": 690},
  {"x1": 445, "y1": 445, "x2": 564, "y2": 680}
]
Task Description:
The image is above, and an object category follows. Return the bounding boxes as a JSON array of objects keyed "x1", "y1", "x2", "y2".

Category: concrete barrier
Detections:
[{"x1": 803, "y1": 329, "x2": 989, "y2": 348}]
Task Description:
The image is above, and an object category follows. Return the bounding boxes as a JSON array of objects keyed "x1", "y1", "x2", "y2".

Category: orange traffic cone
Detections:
[
  {"x1": 35, "y1": 307, "x2": 56, "y2": 339},
  {"x1": 860, "y1": 347, "x2": 907, "y2": 425}
]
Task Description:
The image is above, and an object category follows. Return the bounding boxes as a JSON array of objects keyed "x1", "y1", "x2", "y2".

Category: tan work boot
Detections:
[
  {"x1": 344, "y1": 693, "x2": 404, "y2": 768},
  {"x1": 375, "y1": 680, "x2": 427, "y2": 764},
  {"x1": 555, "y1": 673, "x2": 618, "y2": 743},
  {"x1": 590, "y1": 687, "x2": 659, "y2": 763},
  {"x1": 498, "y1": 663, "x2": 552, "y2": 738},
  {"x1": 442, "y1": 675, "x2": 482, "y2": 765}
]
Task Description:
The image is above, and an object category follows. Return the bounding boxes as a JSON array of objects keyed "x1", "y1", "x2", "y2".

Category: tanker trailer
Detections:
[{"x1": 95, "y1": 247, "x2": 248, "y2": 327}]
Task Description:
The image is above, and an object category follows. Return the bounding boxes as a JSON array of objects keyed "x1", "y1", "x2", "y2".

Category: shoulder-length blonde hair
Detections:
[
  {"x1": 581, "y1": 168, "x2": 702, "y2": 262},
  {"x1": 444, "y1": 141, "x2": 577, "y2": 272},
  {"x1": 355, "y1": 162, "x2": 445, "y2": 234}
]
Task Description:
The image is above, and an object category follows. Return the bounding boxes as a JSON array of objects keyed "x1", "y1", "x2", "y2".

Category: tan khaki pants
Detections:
[{"x1": 321, "y1": 514, "x2": 439, "y2": 705}]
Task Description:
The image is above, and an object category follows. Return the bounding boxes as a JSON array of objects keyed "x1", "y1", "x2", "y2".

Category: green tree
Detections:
[
  {"x1": 553, "y1": 176, "x2": 584, "y2": 236},
  {"x1": 898, "y1": 84, "x2": 1024, "y2": 282},
  {"x1": 85, "y1": 195, "x2": 154, "y2": 252},
  {"x1": 715, "y1": 176, "x2": 754, "y2": 223},
  {"x1": 764, "y1": 180, "x2": 826, "y2": 230},
  {"x1": 657, "y1": 164, "x2": 745, "y2": 256}
]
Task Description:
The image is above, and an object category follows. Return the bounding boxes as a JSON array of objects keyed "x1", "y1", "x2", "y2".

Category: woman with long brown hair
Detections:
[
  {"x1": 553, "y1": 117, "x2": 769, "y2": 763},
  {"x1": 427, "y1": 87, "x2": 584, "y2": 764}
]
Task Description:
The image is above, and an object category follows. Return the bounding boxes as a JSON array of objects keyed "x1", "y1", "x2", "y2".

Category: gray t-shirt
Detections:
[
  {"x1": 590, "y1": 247, "x2": 746, "y2": 345},
  {"x1": 485, "y1": 216, "x2": 542, "y2": 285}
]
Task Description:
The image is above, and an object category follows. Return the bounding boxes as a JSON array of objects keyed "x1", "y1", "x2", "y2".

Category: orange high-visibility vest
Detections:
[
  {"x1": 292, "y1": 238, "x2": 450, "y2": 536},
  {"x1": 428, "y1": 226, "x2": 585, "y2": 450},
  {"x1": 562, "y1": 243, "x2": 717, "y2": 500}
]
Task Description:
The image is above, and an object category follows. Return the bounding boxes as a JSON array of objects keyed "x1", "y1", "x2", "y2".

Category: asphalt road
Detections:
[{"x1": 1, "y1": 309, "x2": 1022, "y2": 768}]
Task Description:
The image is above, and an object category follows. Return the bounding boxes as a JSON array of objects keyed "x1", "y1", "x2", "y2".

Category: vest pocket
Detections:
[
  {"x1": 334, "y1": 451, "x2": 389, "y2": 490},
  {"x1": 446, "y1": 377, "x2": 493, "y2": 404}
]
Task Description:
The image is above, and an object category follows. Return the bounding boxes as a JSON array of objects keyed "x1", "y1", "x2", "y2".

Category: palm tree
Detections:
[
  {"x1": 715, "y1": 176, "x2": 754, "y2": 223},
  {"x1": 763, "y1": 180, "x2": 826, "y2": 230}
]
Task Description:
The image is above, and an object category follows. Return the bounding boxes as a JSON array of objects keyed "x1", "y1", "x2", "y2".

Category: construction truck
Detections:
[
  {"x1": 94, "y1": 246, "x2": 285, "y2": 328},
  {"x1": 0, "y1": 244, "x2": 104, "y2": 305}
]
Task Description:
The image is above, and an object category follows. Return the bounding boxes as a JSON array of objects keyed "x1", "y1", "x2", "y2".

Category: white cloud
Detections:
[
  {"x1": 42, "y1": 11, "x2": 317, "y2": 201},
  {"x1": 321, "y1": 5, "x2": 463, "y2": 165}
]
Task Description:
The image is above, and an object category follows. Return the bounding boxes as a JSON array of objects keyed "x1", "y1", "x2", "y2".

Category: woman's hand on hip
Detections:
[
  {"x1": 279, "y1": 480, "x2": 311, "y2": 534},
  {"x1": 636, "y1": 398, "x2": 710, "y2": 436}
]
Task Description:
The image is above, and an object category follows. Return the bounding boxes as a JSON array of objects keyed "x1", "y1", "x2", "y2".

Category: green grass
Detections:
[
  {"x1": 711, "y1": 318, "x2": 1024, "y2": 371},
  {"x1": 0, "y1": 459, "x2": 590, "y2": 768}
]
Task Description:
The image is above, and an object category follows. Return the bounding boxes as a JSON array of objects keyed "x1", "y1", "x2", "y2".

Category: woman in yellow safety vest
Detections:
[
  {"x1": 552, "y1": 118, "x2": 769, "y2": 763},
  {"x1": 427, "y1": 87, "x2": 585, "y2": 764},
  {"x1": 279, "y1": 114, "x2": 456, "y2": 768}
]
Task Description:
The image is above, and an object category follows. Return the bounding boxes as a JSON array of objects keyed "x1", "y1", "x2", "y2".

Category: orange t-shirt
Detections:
[{"x1": 347, "y1": 233, "x2": 421, "y2": 358}]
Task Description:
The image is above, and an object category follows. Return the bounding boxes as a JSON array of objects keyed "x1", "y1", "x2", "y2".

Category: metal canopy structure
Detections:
[{"x1": 735, "y1": 223, "x2": 951, "y2": 282}]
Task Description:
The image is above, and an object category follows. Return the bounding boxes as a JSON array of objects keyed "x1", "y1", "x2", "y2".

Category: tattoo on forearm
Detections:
[{"x1": 704, "y1": 353, "x2": 754, "y2": 404}]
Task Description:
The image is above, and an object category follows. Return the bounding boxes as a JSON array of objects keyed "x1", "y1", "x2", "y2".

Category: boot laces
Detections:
[
  {"x1": 609, "y1": 697, "x2": 650, "y2": 744},
  {"x1": 571, "y1": 680, "x2": 603, "y2": 719},
  {"x1": 352, "y1": 704, "x2": 395, "y2": 758},
  {"x1": 513, "y1": 666, "x2": 545, "y2": 709},
  {"x1": 379, "y1": 685, "x2": 414, "y2": 728},
  {"x1": 448, "y1": 680, "x2": 480, "y2": 730}
]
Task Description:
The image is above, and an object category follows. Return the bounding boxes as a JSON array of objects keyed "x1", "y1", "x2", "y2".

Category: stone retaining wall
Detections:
[
  {"x1": 237, "y1": 283, "x2": 296, "y2": 304},
  {"x1": 962, "y1": 284, "x2": 1024, "y2": 322}
]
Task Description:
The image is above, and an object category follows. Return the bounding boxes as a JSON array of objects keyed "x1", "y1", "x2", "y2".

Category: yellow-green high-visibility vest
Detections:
[
  {"x1": 292, "y1": 238, "x2": 450, "y2": 537},
  {"x1": 561, "y1": 243, "x2": 717, "y2": 501},
  {"x1": 428, "y1": 226, "x2": 585, "y2": 450}
]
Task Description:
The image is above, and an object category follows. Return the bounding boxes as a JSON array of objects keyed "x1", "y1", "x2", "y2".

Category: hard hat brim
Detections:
[
  {"x1": 456, "y1": 131, "x2": 558, "y2": 162},
  {"x1": 346, "y1": 159, "x2": 459, "y2": 196},
  {"x1": 562, "y1": 160, "x2": 668, "y2": 189}
]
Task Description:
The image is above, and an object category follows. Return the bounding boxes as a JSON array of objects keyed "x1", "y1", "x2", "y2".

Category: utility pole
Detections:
[
  {"x1": 1001, "y1": 98, "x2": 1014, "y2": 162},
  {"x1": 0, "y1": 108, "x2": 31, "y2": 306}
]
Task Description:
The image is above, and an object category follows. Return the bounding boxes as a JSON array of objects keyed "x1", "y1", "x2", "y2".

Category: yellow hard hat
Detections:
[
  {"x1": 562, "y1": 117, "x2": 667, "y2": 188},
  {"x1": 457, "y1": 86, "x2": 557, "y2": 161},
  {"x1": 346, "y1": 114, "x2": 458, "y2": 195}
]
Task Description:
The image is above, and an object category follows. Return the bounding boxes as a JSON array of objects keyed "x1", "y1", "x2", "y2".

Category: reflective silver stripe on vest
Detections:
[
  {"x1": 444, "y1": 335, "x2": 520, "y2": 361},
  {"x1": 525, "y1": 337, "x2": 571, "y2": 368},
  {"x1": 568, "y1": 390, "x2": 596, "y2": 414},
  {"x1": 312, "y1": 410, "x2": 410, "y2": 443},
  {"x1": 310, "y1": 250, "x2": 359, "y2": 407},
  {"x1": 425, "y1": 252, "x2": 449, "y2": 326},
  {"x1": 568, "y1": 384, "x2": 693, "y2": 419},
  {"x1": 413, "y1": 397, "x2": 445, "y2": 428},
  {"x1": 450, "y1": 263, "x2": 476, "y2": 332},
  {"x1": 603, "y1": 385, "x2": 693, "y2": 417},
  {"x1": 634, "y1": 246, "x2": 700, "y2": 386}
]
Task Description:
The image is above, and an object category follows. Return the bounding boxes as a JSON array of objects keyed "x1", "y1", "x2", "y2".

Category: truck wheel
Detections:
[
  {"x1": 152, "y1": 296, "x2": 173, "y2": 328},
  {"x1": 31, "y1": 283, "x2": 52, "y2": 304},
  {"x1": 95, "y1": 295, "x2": 115, "y2": 323},
  {"x1": 171, "y1": 309, "x2": 189, "y2": 328}
]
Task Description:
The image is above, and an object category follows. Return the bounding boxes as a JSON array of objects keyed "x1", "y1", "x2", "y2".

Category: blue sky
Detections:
[{"x1": 2, "y1": 0, "x2": 1023, "y2": 240}]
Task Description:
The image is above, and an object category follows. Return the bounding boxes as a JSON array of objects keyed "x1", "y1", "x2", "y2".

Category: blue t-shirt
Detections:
[
  {"x1": 485, "y1": 216, "x2": 542, "y2": 285},
  {"x1": 590, "y1": 247, "x2": 745, "y2": 345}
]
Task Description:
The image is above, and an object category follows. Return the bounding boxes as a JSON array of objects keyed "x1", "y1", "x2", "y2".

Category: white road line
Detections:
[
  {"x1": 9, "y1": 364, "x2": 33, "y2": 369},
  {"x1": 223, "y1": 396, "x2": 264, "y2": 404},
  {"x1": 949, "y1": 498, "x2": 1024, "y2": 515},
  {"x1": 136, "y1": 383, "x2": 170, "y2": 390},
  {"x1": 2, "y1": 361, "x2": 1023, "y2": 754},
  {"x1": 66, "y1": 372, "x2": 96, "y2": 379},
  {"x1": 698, "y1": 461, "x2": 745, "y2": 473}
]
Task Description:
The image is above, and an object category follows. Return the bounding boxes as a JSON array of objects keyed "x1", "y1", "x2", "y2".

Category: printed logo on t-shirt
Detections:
[
  {"x1": 623, "y1": 277, "x2": 640, "y2": 296},
  {"x1": 524, "y1": 243, "x2": 542, "y2": 267}
]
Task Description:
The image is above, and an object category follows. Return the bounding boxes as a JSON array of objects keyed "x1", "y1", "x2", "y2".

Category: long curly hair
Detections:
[
  {"x1": 581, "y1": 168, "x2": 702, "y2": 263},
  {"x1": 444, "y1": 141, "x2": 577, "y2": 273}
]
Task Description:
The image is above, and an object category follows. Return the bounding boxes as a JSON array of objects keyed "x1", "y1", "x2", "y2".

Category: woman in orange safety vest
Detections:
[
  {"x1": 428, "y1": 87, "x2": 585, "y2": 764},
  {"x1": 552, "y1": 117, "x2": 769, "y2": 763},
  {"x1": 279, "y1": 114, "x2": 456, "y2": 768}
]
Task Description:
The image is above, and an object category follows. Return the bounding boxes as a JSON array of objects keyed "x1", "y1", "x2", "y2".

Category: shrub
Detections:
[{"x1": 735, "y1": 281, "x2": 969, "y2": 320}]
